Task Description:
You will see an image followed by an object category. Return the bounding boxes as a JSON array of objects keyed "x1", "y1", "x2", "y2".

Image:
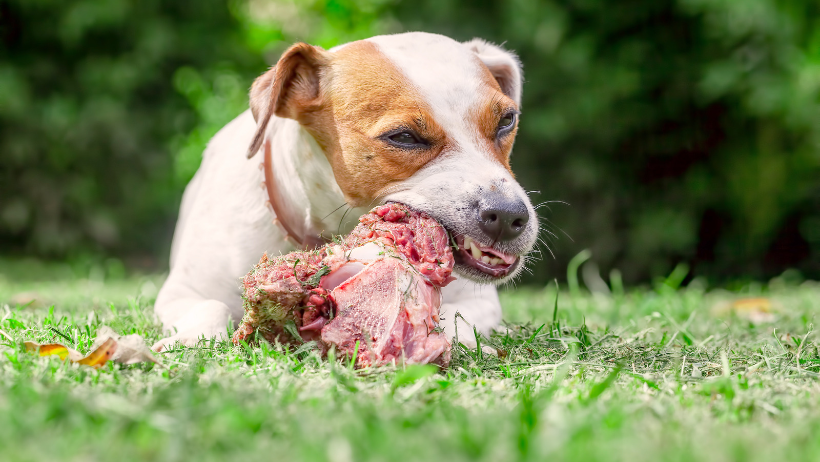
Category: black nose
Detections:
[{"x1": 477, "y1": 198, "x2": 529, "y2": 242}]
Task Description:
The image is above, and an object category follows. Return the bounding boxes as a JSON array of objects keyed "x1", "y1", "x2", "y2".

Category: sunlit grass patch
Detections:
[{"x1": 2, "y1": 260, "x2": 820, "y2": 461}]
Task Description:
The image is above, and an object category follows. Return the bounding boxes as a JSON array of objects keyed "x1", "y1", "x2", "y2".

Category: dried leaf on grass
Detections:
[
  {"x1": 24, "y1": 326, "x2": 161, "y2": 369},
  {"x1": 76, "y1": 338, "x2": 118, "y2": 367},
  {"x1": 24, "y1": 339, "x2": 116, "y2": 368},
  {"x1": 92, "y1": 326, "x2": 161, "y2": 366},
  {"x1": 711, "y1": 297, "x2": 778, "y2": 323}
]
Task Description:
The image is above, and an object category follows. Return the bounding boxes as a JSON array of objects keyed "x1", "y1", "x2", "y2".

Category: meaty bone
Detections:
[{"x1": 232, "y1": 203, "x2": 454, "y2": 367}]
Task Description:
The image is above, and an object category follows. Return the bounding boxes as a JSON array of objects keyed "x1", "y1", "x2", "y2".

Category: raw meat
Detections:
[{"x1": 232, "y1": 203, "x2": 454, "y2": 367}]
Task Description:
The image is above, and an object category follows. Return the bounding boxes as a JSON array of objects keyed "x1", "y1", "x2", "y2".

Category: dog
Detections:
[{"x1": 152, "y1": 32, "x2": 538, "y2": 352}]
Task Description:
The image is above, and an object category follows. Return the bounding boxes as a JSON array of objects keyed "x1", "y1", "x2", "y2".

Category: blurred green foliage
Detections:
[
  {"x1": 0, "y1": 0, "x2": 265, "y2": 261},
  {"x1": 391, "y1": 0, "x2": 820, "y2": 282},
  {"x1": 1, "y1": 0, "x2": 818, "y2": 283}
]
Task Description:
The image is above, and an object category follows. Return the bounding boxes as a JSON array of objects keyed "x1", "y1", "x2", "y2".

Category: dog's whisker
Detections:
[
  {"x1": 537, "y1": 216, "x2": 572, "y2": 242},
  {"x1": 535, "y1": 220, "x2": 559, "y2": 239},
  {"x1": 549, "y1": 224, "x2": 573, "y2": 242},
  {"x1": 336, "y1": 204, "x2": 353, "y2": 235},
  {"x1": 539, "y1": 226, "x2": 559, "y2": 240},
  {"x1": 533, "y1": 233, "x2": 555, "y2": 259},
  {"x1": 537, "y1": 243, "x2": 555, "y2": 260},
  {"x1": 322, "y1": 201, "x2": 349, "y2": 221}
]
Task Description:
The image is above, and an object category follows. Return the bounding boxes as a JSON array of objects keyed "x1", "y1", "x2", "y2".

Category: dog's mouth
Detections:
[
  {"x1": 380, "y1": 201, "x2": 522, "y2": 280},
  {"x1": 449, "y1": 233, "x2": 519, "y2": 279}
]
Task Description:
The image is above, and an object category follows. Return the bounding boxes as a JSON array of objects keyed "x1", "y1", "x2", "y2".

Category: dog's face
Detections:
[{"x1": 249, "y1": 32, "x2": 538, "y2": 283}]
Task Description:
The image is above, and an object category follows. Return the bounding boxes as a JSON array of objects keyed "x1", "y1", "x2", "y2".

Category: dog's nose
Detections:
[{"x1": 477, "y1": 197, "x2": 529, "y2": 242}]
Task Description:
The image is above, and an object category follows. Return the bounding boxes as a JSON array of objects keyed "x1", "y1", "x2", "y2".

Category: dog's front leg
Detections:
[{"x1": 438, "y1": 278, "x2": 503, "y2": 353}]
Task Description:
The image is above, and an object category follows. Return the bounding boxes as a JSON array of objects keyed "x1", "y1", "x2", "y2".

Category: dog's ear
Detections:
[
  {"x1": 248, "y1": 43, "x2": 331, "y2": 158},
  {"x1": 463, "y1": 38, "x2": 523, "y2": 107}
]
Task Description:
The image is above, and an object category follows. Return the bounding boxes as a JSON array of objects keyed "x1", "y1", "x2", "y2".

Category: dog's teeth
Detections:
[
  {"x1": 471, "y1": 243, "x2": 483, "y2": 260},
  {"x1": 464, "y1": 236, "x2": 472, "y2": 248},
  {"x1": 490, "y1": 257, "x2": 501, "y2": 265},
  {"x1": 481, "y1": 256, "x2": 491, "y2": 264}
]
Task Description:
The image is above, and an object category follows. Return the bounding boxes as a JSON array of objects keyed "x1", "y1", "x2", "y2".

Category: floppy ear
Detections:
[
  {"x1": 248, "y1": 42, "x2": 330, "y2": 158},
  {"x1": 463, "y1": 38, "x2": 523, "y2": 107}
]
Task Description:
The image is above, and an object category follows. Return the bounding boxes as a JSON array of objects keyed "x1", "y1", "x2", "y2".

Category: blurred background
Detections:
[{"x1": 1, "y1": 0, "x2": 818, "y2": 286}]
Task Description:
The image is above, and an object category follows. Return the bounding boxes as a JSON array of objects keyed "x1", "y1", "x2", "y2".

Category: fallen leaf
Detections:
[
  {"x1": 24, "y1": 342, "x2": 82, "y2": 361},
  {"x1": 24, "y1": 326, "x2": 161, "y2": 369},
  {"x1": 92, "y1": 326, "x2": 161, "y2": 366},
  {"x1": 76, "y1": 338, "x2": 118, "y2": 368},
  {"x1": 25, "y1": 340, "x2": 114, "y2": 368},
  {"x1": 711, "y1": 297, "x2": 778, "y2": 323}
]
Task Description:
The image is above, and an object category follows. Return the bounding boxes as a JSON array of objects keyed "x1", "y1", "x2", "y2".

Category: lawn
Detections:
[{"x1": 2, "y1": 258, "x2": 820, "y2": 462}]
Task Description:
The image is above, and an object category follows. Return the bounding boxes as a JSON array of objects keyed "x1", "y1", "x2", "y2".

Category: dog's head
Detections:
[{"x1": 248, "y1": 32, "x2": 537, "y2": 284}]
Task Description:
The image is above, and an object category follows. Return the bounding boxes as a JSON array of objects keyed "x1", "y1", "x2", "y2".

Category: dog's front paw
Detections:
[{"x1": 152, "y1": 299, "x2": 232, "y2": 352}]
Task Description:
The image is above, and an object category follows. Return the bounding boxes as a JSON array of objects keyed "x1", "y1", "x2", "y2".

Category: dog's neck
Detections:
[{"x1": 264, "y1": 117, "x2": 362, "y2": 244}]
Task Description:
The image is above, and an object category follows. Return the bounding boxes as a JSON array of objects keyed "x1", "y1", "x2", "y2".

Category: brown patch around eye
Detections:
[
  {"x1": 471, "y1": 90, "x2": 518, "y2": 172},
  {"x1": 469, "y1": 59, "x2": 520, "y2": 171},
  {"x1": 295, "y1": 41, "x2": 449, "y2": 207}
]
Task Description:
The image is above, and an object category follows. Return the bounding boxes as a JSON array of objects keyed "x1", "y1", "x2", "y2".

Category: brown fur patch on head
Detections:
[
  {"x1": 248, "y1": 43, "x2": 331, "y2": 157},
  {"x1": 470, "y1": 61, "x2": 519, "y2": 172},
  {"x1": 250, "y1": 39, "x2": 523, "y2": 206},
  {"x1": 301, "y1": 41, "x2": 450, "y2": 207}
]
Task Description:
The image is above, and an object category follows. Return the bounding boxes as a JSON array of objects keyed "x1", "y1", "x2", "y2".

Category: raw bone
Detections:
[{"x1": 232, "y1": 204, "x2": 454, "y2": 367}]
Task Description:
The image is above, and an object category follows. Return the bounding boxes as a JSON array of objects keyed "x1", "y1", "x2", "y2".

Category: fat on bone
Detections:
[{"x1": 231, "y1": 203, "x2": 454, "y2": 368}]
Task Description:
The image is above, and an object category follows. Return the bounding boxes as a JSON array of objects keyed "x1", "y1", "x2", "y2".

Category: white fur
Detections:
[
  {"x1": 369, "y1": 34, "x2": 537, "y2": 265},
  {"x1": 153, "y1": 33, "x2": 533, "y2": 351},
  {"x1": 462, "y1": 38, "x2": 523, "y2": 106}
]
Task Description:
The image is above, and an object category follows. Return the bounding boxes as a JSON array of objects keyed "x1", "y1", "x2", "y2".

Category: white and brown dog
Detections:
[{"x1": 152, "y1": 32, "x2": 538, "y2": 352}]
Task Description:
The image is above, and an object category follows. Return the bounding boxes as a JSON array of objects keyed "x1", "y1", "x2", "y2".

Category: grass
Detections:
[{"x1": 2, "y1": 257, "x2": 820, "y2": 462}]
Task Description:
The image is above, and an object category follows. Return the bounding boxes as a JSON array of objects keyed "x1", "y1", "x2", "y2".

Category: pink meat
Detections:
[
  {"x1": 321, "y1": 258, "x2": 450, "y2": 367},
  {"x1": 345, "y1": 205, "x2": 454, "y2": 287},
  {"x1": 232, "y1": 203, "x2": 454, "y2": 367}
]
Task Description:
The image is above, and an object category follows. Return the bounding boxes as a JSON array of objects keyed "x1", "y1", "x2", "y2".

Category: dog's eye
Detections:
[
  {"x1": 389, "y1": 132, "x2": 417, "y2": 144},
  {"x1": 497, "y1": 113, "x2": 517, "y2": 132},
  {"x1": 385, "y1": 130, "x2": 426, "y2": 148}
]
